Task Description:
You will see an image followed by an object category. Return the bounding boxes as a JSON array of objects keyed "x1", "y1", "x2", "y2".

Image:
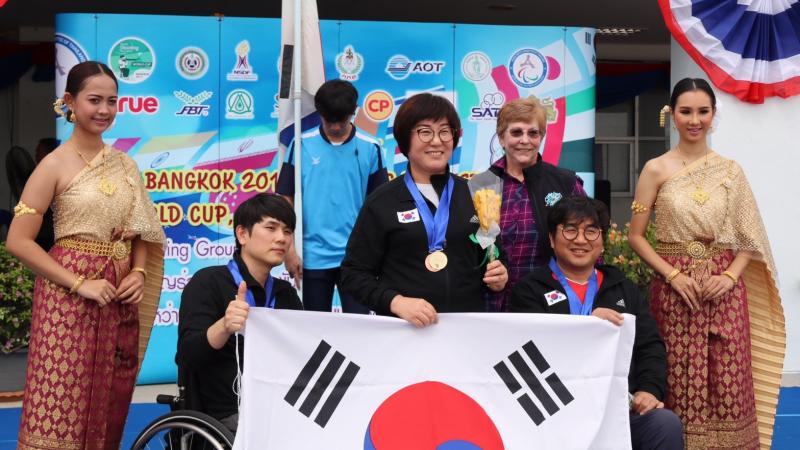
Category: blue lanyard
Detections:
[
  {"x1": 548, "y1": 257, "x2": 598, "y2": 316},
  {"x1": 403, "y1": 171, "x2": 454, "y2": 252},
  {"x1": 226, "y1": 259, "x2": 275, "y2": 308}
]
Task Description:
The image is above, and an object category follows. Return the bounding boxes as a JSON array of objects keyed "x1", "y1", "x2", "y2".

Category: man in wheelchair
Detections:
[{"x1": 177, "y1": 193, "x2": 303, "y2": 433}]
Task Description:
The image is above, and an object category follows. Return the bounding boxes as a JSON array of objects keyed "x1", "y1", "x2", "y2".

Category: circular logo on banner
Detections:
[
  {"x1": 226, "y1": 89, "x2": 254, "y2": 120},
  {"x1": 508, "y1": 48, "x2": 548, "y2": 89},
  {"x1": 385, "y1": 55, "x2": 412, "y2": 80},
  {"x1": 461, "y1": 51, "x2": 492, "y2": 82},
  {"x1": 364, "y1": 381, "x2": 503, "y2": 449},
  {"x1": 363, "y1": 90, "x2": 394, "y2": 122},
  {"x1": 54, "y1": 33, "x2": 89, "y2": 97},
  {"x1": 108, "y1": 37, "x2": 156, "y2": 84},
  {"x1": 336, "y1": 44, "x2": 364, "y2": 81},
  {"x1": 176, "y1": 46, "x2": 209, "y2": 80}
]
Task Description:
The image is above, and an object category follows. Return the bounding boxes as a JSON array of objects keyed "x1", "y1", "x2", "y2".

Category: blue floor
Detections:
[
  {"x1": 1, "y1": 388, "x2": 799, "y2": 448},
  {"x1": 774, "y1": 387, "x2": 800, "y2": 449},
  {"x1": 0, "y1": 402, "x2": 169, "y2": 449}
]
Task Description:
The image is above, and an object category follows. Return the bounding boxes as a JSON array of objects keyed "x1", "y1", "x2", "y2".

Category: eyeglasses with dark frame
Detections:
[
  {"x1": 559, "y1": 224, "x2": 602, "y2": 241},
  {"x1": 415, "y1": 127, "x2": 455, "y2": 143},
  {"x1": 507, "y1": 128, "x2": 543, "y2": 140}
]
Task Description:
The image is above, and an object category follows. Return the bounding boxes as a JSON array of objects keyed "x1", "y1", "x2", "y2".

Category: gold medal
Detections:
[{"x1": 425, "y1": 251, "x2": 448, "y2": 272}]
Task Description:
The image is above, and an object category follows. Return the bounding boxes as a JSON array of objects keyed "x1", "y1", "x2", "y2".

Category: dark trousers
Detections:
[
  {"x1": 302, "y1": 267, "x2": 370, "y2": 314},
  {"x1": 630, "y1": 408, "x2": 684, "y2": 450},
  {"x1": 219, "y1": 412, "x2": 238, "y2": 434}
]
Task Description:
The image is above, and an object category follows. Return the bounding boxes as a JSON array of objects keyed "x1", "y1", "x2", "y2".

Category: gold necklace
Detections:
[
  {"x1": 73, "y1": 144, "x2": 116, "y2": 196},
  {"x1": 677, "y1": 146, "x2": 709, "y2": 205}
]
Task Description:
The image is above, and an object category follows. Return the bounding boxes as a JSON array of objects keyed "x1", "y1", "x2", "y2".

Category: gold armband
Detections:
[
  {"x1": 13, "y1": 201, "x2": 39, "y2": 218},
  {"x1": 630, "y1": 200, "x2": 649, "y2": 214},
  {"x1": 130, "y1": 267, "x2": 147, "y2": 280},
  {"x1": 70, "y1": 275, "x2": 86, "y2": 294},
  {"x1": 722, "y1": 271, "x2": 738, "y2": 284},
  {"x1": 665, "y1": 268, "x2": 681, "y2": 284}
]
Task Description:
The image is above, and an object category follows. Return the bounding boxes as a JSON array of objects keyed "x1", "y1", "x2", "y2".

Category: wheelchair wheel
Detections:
[{"x1": 130, "y1": 410, "x2": 235, "y2": 450}]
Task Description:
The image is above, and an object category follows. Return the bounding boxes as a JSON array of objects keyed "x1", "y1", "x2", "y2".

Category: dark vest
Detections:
[{"x1": 488, "y1": 154, "x2": 580, "y2": 262}]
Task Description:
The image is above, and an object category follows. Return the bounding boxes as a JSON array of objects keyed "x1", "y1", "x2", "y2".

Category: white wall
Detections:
[{"x1": 672, "y1": 40, "x2": 800, "y2": 386}]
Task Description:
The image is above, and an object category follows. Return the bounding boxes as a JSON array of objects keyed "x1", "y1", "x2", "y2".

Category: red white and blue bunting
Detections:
[{"x1": 659, "y1": 0, "x2": 800, "y2": 103}]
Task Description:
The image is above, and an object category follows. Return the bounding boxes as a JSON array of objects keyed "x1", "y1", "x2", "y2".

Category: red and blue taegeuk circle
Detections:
[{"x1": 364, "y1": 381, "x2": 504, "y2": 450}]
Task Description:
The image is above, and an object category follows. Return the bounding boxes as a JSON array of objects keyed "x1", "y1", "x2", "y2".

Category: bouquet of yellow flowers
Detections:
[{"x1": 468, "y1": 172, "x2": 503, "y2": 262}]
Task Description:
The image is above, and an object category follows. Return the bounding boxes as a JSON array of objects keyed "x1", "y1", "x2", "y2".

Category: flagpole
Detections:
[{"x1": 293, "y1": 0, "x2": 303, "y2": 297}]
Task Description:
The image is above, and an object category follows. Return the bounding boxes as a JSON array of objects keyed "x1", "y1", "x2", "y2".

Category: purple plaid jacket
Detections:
[{"x1": 487, "y1": 157, "x2": 585, "y2": 312}]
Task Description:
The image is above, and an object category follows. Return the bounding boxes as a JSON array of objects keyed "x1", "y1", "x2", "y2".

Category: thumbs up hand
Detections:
[{"x1": 224, "y1": 281, "x2": 250, "y2": 334}]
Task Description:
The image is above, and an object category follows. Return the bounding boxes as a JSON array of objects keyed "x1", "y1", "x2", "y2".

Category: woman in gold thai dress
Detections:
[
  {"x1": 7, "y1": 62, "x2": 165, "y2": 450},
  {"x1": 628, "y1": 78, "x2": 784, "y2": 450}
]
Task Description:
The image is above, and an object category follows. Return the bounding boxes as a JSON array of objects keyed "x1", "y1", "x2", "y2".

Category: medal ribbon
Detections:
[
  {"x1": 227, "y1": 259, "x2": 275, "y2": 308},
  {"x1": 548, "y1": 257, "x2": 597, "y2": 316},
  {"x1": 403, "y1": 171, "x2": 454, "y2": 252}
]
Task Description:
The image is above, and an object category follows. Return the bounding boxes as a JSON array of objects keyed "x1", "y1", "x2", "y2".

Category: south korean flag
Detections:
[{"x1": 234, "y1": 310, "x2": 635, "y2": 449}]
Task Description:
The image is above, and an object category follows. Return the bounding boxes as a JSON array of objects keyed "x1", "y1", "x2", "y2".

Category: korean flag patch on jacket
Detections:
[
  {"x1": 397, "y1": 208, "x2": 420, "y2": 223},
  {"x1": 545, "y1": 290, "x2": 567, "y2": 306}
]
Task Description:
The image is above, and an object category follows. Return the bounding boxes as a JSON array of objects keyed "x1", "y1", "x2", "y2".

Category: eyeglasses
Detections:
[
  {"x1": 415, "y1": 127, "x2": 455, "y2": 143},
  {"x1": 507, "y1": 128, "x2": 543, "y2": 140},
  {"x1": 559, "y1": 224, "x2": 602, "y2": 241}
]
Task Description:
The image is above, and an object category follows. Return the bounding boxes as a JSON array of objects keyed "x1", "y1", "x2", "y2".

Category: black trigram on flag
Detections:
[
  {"x1": 284, "y1": 340, "x2": 360, "y2": 428},
  {"x1": 494, "y1": 340, "x2": 574, "y2": 426}
]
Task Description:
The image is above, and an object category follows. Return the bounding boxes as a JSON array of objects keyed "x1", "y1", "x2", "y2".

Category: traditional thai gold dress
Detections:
[
  {"x1": 649, "y1": 153, "x2": 784, "y2": 450},
  {"x1": 17, "y1": 147, "x2": 165, "y2": 450}
]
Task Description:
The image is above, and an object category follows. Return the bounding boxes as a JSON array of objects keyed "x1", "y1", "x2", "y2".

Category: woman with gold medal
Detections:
[
  {"x1": 7, "y1": 62, "x2": 165, "y2": 450},
  {"x1": 628, "y1": 78, "x2": 784, "y2": 449},
  {"x1": 341, "y1": 93, "x2": 508, "y2": 326}
]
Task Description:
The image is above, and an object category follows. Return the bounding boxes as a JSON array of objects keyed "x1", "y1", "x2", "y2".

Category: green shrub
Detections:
[
  {"x1": 0, "y1": 242, "x2": 34, "y2": 353},
  {"x1": 603, "y1": 221, "x2": 656, "y2": 288}
]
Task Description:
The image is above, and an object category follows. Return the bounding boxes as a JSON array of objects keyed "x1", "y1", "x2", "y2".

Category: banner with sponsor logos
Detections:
[
  {"x1": 55, "y1": 14, "x2": 595, "y2": 383},
  {"x1": 233, "y1": 310, "x2": 633, "y2": 449},
  {"x1": 56, "y1": 13, "x2": 284, "y2": 383},
  {"x1": 455, "y1": 25, "x2": 596, "y2": 186},
  {"x1": 330, "y1": 22, "x2": 596, "y2": 191},
  {"x1": 331, "y1": 21, "x2": 456, "y2": 175}
]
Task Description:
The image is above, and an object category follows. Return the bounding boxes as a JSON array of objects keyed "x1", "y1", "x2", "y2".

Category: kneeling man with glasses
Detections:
[{"x1": 509, "y1": 195, "x2": 683, "y2": 450}]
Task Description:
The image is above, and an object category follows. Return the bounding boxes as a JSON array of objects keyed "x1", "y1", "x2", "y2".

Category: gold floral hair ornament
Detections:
[
  {"x1": 658, "y1": 105, "x2": 671, "y2": 128},
  {"x1": 53, "y1": 97, "x2": 67, "y2": 117},
  {"x1": 630, "y1": 200, "x2": 649, "y2": 214},
  {"x1": 53, "y1": 97, "x2": 75, "y2": 122}
]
